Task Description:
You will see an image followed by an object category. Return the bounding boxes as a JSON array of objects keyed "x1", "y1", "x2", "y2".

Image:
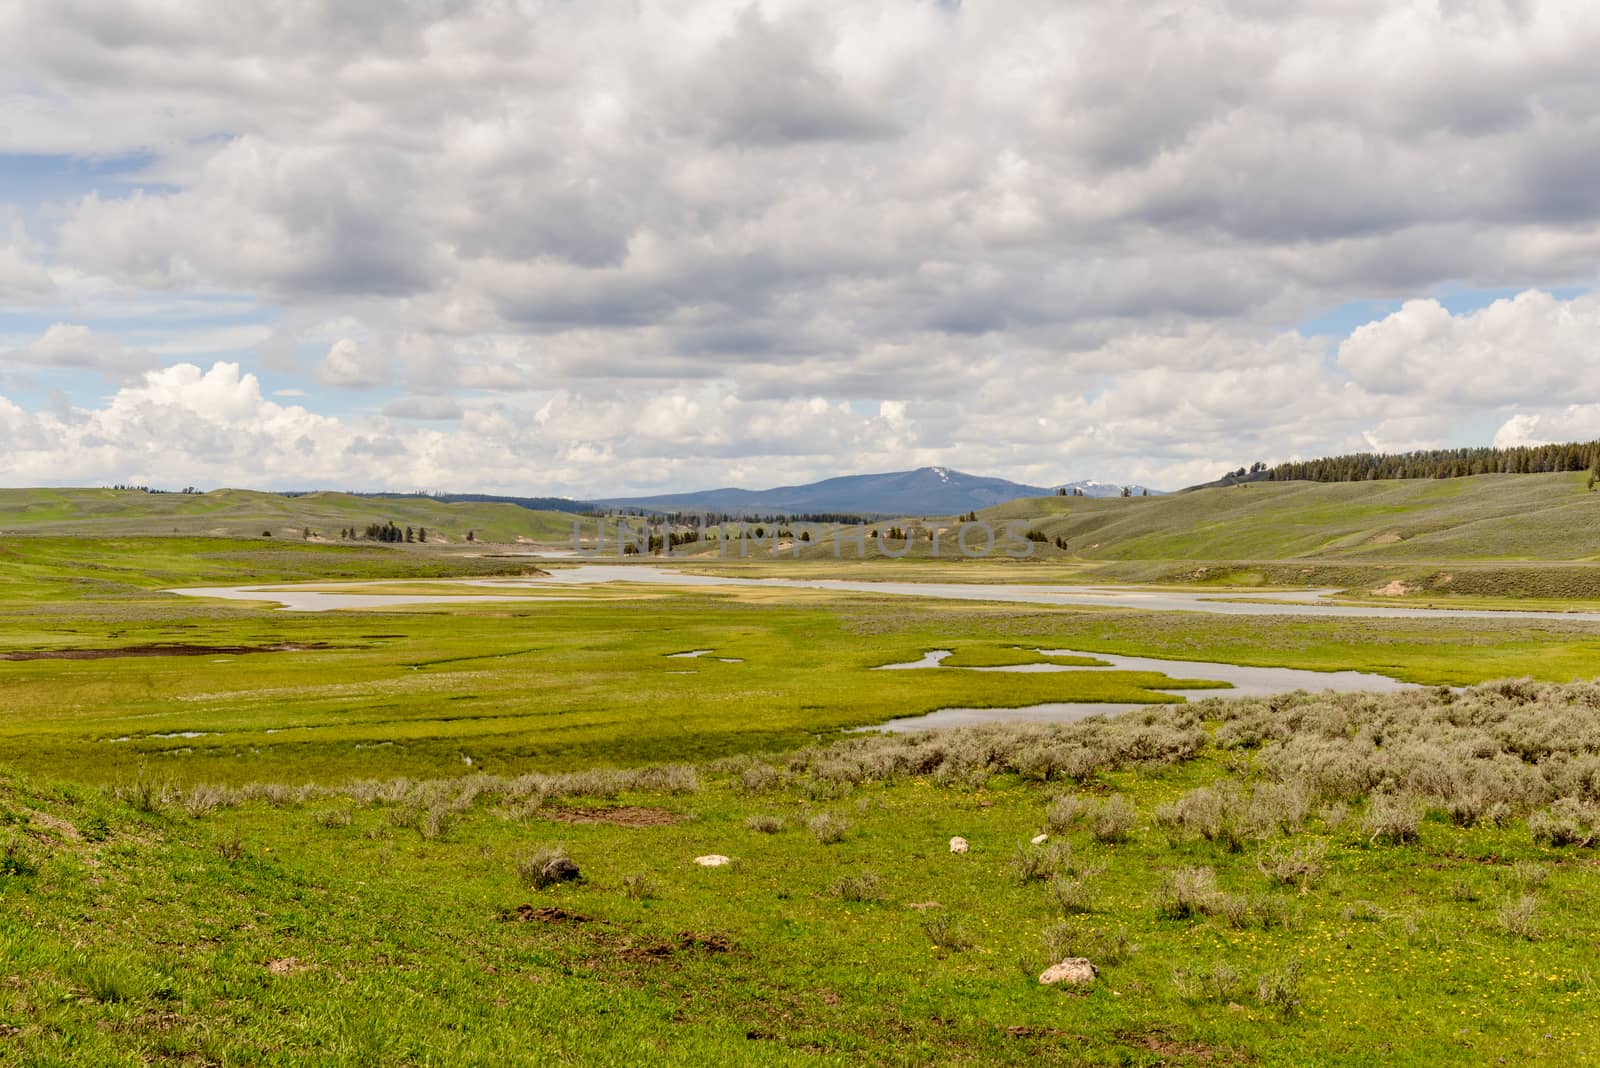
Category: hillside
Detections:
[
  {"x1": 599, "y1": 467, "x2": 1158, "y2": 516},
  {"x1": 0, "y1": 488, "x2": 586, "y2": 545},
  {"x1": 7, "y1": 684, "x2": 1600, "y2": 1065},
  {"x1": 980, "y1": 471, "x2": 1600, "y2": 563}
]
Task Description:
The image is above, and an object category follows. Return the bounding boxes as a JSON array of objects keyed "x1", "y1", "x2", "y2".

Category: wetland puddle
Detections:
[
  {"x1": 1, "y1": 642, "x2": 335, "y2": 661},
  {"x1": 866, "y1": 647, "x2": 1416, "y2": 732},
  {"x1": 170, "y1": 565, "x2": 1600, "y2": 623},
  {"x1": 158, "y1": 568, "x2": 1576, "y2": 734}
]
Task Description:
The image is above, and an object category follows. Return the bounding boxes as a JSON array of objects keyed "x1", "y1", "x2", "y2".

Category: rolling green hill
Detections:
[
  {"x1": 980, "y1": 472, "x2": 1600, "y2": 562},
  {"x1": 0, "y1": 488, "x2": 586, "y2": 545}
]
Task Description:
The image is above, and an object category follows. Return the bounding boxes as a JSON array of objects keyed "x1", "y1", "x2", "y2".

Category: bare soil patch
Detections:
[
  {"x1": 1005, "y1": 1025, "x2": 1081, "y2": 1039},
  {"x1": 539, "y1": 805, "x2": 684, "y2": 827},
  {"x1": 265, "y1": 958, "x2": 311, "y2": 976},
  {"x1": 620, "y1": 931, "x2": 735, "y2": 963},
  {"x1": 504, "y1": 904, "x2": 592, "y2": 924},
  {"x1": 1116, "y1": 1028, "x2": 1251, "y2": 1063}
]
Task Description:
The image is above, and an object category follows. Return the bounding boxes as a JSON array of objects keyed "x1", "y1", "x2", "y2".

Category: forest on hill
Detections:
[{"x1": 1211, "y1": 440, "x2": 1600, "y2": 487}]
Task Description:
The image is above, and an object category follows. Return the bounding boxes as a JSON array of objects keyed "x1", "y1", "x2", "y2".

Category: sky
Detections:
[{"x1": 2, "y1": 0, "x2": 1599, "y2": 497}]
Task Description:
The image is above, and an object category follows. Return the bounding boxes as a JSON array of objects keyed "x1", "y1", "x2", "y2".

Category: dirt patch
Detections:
[
  {"x1": 540, "y1": 806, "x2": 685, "y2": 827},
  {"x1": 621, "y1": 930, "x2": 734, "y2": 963},
  {"x1": 1371, "y1": 580, "x2": 1414, "y2": 597},
  {"x1": 503, "y1": 904, "x2": 592, "y2": 924},
  {"x1": 265, "y1": 958, "x2": 311, "y2": 976},
  {"x1": 1369, "y1": 531, "x2": 1404, "y2": 545},
  {"x1": 1005, "y1": 1025, "x2": 1080, "y2": 1039},
  {"x1": 0, "y1": 642, "x2": 336, "y2": 662},
  {"x1": 19, "y1": 809, "x2": 81, "y2": 842},
  {"x1": 1116, "y1": 1028, "x2": 1250, "y2": 1063}
]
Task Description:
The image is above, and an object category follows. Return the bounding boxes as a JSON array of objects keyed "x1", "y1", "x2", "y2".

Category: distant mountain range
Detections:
[{"x1": 593, "y1": 467, "x2": 1159, "y2": 517}]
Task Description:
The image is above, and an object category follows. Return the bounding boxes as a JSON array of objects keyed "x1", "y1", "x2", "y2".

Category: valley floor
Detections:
[{"x1": 3, "y1": 535, "x2": 1600, "y2": 1064}]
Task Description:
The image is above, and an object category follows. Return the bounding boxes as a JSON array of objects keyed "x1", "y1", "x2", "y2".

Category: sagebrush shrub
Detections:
[
  {"x1": 1155, "y1": 867, "x2": 1220, "y2": 920},
  {"x1": 519, "y1": 846, "x2": 581, "y2": 889},
  {"x1": 1090, "y1": 795, "x2": 1137, "y2": 844}
]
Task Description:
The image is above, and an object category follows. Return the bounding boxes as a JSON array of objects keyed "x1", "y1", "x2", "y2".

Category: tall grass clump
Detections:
[
  {"x1": 1, "y1": 835, "x2": 39, "y2": 878},
  {"x1": 832, "y1": 872, "x2": 882, "y2": 902},
  {"x1": 1495, "y1": 895, "x2": 1541, "y2": 940},
  {"x1": 922, "y1": 913, "x2": 973, "y2": 952},
  {"x1": 621, "y1": 871, "x2": 658, "y2": 900}
]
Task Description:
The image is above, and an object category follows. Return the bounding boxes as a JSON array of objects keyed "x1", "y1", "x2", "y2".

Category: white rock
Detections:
[
  {"x1": 693, "y1": 854, "x2": 732, "y2": 867},
  {"x1": 1031, "y1": 833, "x2": 1048, "y2": 845},
  {"x1": 1039, "y1": 958, "x2": 1098, "y2": 986},
  {"x1": 949, "y1": 836, "x2": 969, "y2": 854}
]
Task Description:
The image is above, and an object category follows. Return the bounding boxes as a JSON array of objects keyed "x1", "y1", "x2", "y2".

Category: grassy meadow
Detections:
[
  {"x1": 4, "y1": 476, "x2": 1600, "y2": 1063},
  {"x1": 7, "y1": 685, "x2": 1600, "y2": 1065},
  {"x1": 0, "y1": 487, "x2": 586, "y2": 545}
]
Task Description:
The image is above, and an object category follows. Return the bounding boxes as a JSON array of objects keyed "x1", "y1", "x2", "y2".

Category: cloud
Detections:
[
  {"x1": 4, "y1": 2, "x2": 1600, "y2": 491},
  {"x1": 0, "y1": 243, "x2": 54, "y2": 301},
  {"x1": 7, "y1": 323, "x2": 155, "y2": 374},
  {"x1": 1338, "y1": 291, "x2": 1600, "y2": 407},
  {"x1": 1494, "y1": 406, "x2": 1600, "y2": 448},
  {"x1": 383, "y1": 394, "x2": 462, "y2": 421},
  {"x1": 316, "y1": 338, "x2": 390, "y2": 389}
]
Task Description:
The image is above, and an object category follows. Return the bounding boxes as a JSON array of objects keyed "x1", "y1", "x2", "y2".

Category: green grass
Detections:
[
  {"x1": 741, "y1": 472, "x2": 1600, "y2": 566},
  {"x1": 5, "y1": 496, "x2": 1600, "y2": 1063},
  {"x1": 0, "y1": 486, "x2": 587, "y2": 544},
  {"x1": 979, "y1": 472, "x2": 1600, "y2": 562},
  {"x1": 0, "y1": 590, "x2": 1235, "y2": 785},
  {"x1": 0, "y1": 534, "x2": 542, "y2": 604},
  {"x1": 5, "y1": 575, "x2": 1600, "y2": 786},
  {"x1": 939, "y1": 646, "x2": 1110, "y2": 668},
  {"x1": 5, "y1": 699, "x2": 1600, "y2": 1066}
]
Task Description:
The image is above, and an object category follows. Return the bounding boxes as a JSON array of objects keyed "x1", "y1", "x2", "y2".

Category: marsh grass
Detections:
[{"x1": 10, "y1": 536, "x2": 1600, "y2": 1068}]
